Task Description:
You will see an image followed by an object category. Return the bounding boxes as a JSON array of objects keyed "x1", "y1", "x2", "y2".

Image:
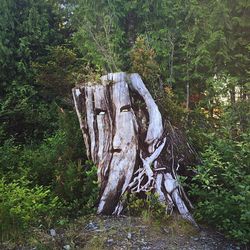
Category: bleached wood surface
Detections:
[{"x1": 72, "y1": 72, "x2": 197, "y2": 226}]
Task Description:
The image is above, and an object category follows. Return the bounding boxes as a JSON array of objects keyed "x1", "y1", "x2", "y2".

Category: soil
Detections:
[{"x1": 1, "y1": 215, "x2": 246, "y2": 250}]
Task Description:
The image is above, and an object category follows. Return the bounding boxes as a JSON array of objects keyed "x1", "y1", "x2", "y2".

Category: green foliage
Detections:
[
  {"x1": 0, "y1": 0, "x2": 69, "y2": 143},
  {"x1": 33, "y1": 46, "x2": 79, "y2": 101},
  {"x1": 130, "y1": 36, "x2": 160, "y2": 90},
  {"x1": 0, "y1": 178, "x2": 61, "y2": 240},
  {"x1": 0, "y1": 111, "x2": 98, "y2": 226},
  {"x1": 54, "y1": 160, "x2": 98, "y2": 216},
  {"x1": 128, "y1": 192, "x2": 166, "y2": 221},
  {"x1": 190, "y1": 133, "x2": 250, "y2": 243},
  {"x1": 1, "y1": 0, "x2": 249, "y2": 245},
  {"x1": 0, "y1": 116, "x2": 98, "y2": 245},
  {"x1": 130, "y1": 36, "x2": 186, "y2": 125},
  {"x1": 72, "y1": 0, "x2": 125, "y2": 72}
]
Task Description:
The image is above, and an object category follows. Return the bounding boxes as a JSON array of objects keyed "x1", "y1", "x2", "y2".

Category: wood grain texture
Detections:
[{"x1": 73, "y1": 72, "x2": 198, "y2": 226}]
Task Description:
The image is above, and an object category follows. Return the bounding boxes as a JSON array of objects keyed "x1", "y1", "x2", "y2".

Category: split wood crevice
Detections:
[{"x1": 72, "y1": 72, "x2": 198, "y2": 227}]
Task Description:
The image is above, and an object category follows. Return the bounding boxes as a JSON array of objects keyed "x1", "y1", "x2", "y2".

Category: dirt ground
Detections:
[{"x1": 1, "y1": 215, "x2": 247, "y2": 250}]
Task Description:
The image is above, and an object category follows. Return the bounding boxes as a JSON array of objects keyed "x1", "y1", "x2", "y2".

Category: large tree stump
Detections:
[{"x1": 72, "y1": 72, "x2": 198, "y2": 226}]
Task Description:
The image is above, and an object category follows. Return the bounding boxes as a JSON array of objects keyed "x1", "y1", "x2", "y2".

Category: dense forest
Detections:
[{"x1": 0, "y1": 0, "x2": 249, "y2": 246}]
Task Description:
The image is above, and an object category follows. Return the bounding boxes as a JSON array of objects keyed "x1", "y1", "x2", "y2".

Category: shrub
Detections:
[
  {"x1": 0, "y1": 110, "x2": 99, "y2": 221},
  {"x1": 0, "y1": 178, "x2": 62, "y2": 240},
  {"x1": 128, "y1": 192, "x2": 166, "y2": 221},
  {"x1": 54, "y1": 161, "x2": 98, "y2": 216},
  {"x1": 189, "y1": 133, "x2": 250, "y2": 243}
]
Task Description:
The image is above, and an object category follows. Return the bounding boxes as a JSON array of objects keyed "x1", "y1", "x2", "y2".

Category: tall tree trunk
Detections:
[
  {"x1": 186, "y1": 81, "x2": 190, "y2": 110},
  {"x1": 230, "y1": 86, "x2": 237, "y2": 138},
  {"x1": 230, "y1": 86, "x2": 236, "y2": 105},
  {"x1": 239, "y1": 84, "x2": 248, "y2": 132},
  {"x1": 168, "y1": 34, "x2": 174, "y2": 88}
]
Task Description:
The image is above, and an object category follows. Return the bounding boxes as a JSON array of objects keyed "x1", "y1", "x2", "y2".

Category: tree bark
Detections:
[{"x1": 72, "y1": 72, "x2": 198, "y2": 226}]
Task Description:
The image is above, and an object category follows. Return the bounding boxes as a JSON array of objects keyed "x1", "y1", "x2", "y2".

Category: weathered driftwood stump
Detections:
[{"x1": 72, "y1": 72, "x2": 197, "y2": 226}]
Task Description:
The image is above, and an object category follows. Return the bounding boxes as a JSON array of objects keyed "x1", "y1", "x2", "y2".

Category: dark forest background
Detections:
[{"x1": 0, "y1": 0, "x2": 249, "y2": 244}]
